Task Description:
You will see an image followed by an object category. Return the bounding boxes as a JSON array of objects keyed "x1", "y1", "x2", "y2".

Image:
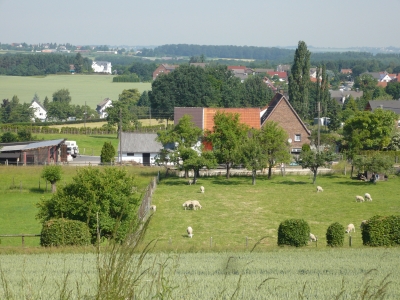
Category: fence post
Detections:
[
  {"x1": 349, "y1": 235, "x2": 352, "y2": 247},
  {"x1": 22, "y1": 235, "x2": 24, "y2": 247},
  {"x1": 246, "y1": 236, "x2": 248, "y2": 247},
  {"x1": 210, "y1": 237, "x2": 212, "y2": 248}
]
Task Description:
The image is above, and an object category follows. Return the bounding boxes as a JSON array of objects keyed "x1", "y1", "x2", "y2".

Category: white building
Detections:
[
  {"x1": 92, "y1": 61, "x2": 112, "y2": 74},
  {"x1": 96, "y1": 98, "x2": 112, "y2": 119},
  {"x1": 30, "y1": 100, "x2": 47, "y2": 121}
]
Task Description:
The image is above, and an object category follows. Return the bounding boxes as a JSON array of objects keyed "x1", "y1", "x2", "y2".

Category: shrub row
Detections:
[{"x1": 278, "y1": 216, "x2": 400, "y2": 248}]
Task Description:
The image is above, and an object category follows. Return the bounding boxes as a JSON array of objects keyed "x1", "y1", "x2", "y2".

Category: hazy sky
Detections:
[{"x1": 0, "y1": 0, "x2": 399, "y2": 48}]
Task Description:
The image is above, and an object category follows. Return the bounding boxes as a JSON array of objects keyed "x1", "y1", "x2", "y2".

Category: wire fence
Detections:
[{"x1": 138, "y1": 171, "x2": 160, "y2": 223}]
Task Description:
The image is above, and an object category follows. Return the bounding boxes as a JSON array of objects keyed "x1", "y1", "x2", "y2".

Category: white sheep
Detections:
[
  {"x1": 355, "y1": 195, "x2": 365, "y2": 202},
  {"x1": 316, "y1": 186, "x2": 323, "y2": 192},
  {"x1": 309, "y1": 233, "x2": 318, "y2": 242},
  {"x1": 364, "y1": 193, "x2": 372, "y2": 201},
  {"x1": 360, "y1": 220, "x2": 367, "y2": 230},
  {"x1": 188, "y1": 178, "x2": 197, "y2": 185},
  {"x1": 150, "y1": 205, "x2": 156, "y2": 212},
  {"x1": 200, "y1": 186, "x2": 205, "y2": 193},
  {"x1": 345, "y1": 223, "x2": 355, "y2": 233},
  {"x1": 191, "y1": 200, "x2": 202, "y2": 210},
  {"x1": 187, "y1": 226, "x2": 193, "y2": 238},
  {"x1": 182, "y1": 200, "x2": 193, "y2": 210}
]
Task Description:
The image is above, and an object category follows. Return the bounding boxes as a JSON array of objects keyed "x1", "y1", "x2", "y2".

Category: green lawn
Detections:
[
  {"x1": 140, "y1": 173, "x2": 400, "y2": 251},
  {"x1": 0, "y1": 75, "x2": 151, "y2": 108},
  {"x1": 0, "y1": 165, "x2": 160, "y2": 247}
]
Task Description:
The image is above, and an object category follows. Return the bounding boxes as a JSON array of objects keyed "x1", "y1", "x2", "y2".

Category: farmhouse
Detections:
[
  {"x1": 118, "y1": 132, "x2": 163, "y2": 165},
  {"x1": 174, "y1": 93, "x2": 311, "y2": 153},
  {"x1": 0, "y1": 139, "x2": 67, "y2": 165},
  {"x1": 91, "y1": 61, "x2": 112, "y2": 74},
  {"x1": 96, "y1": 98, "x2": 112, "y2": 119},
  {"x1": 152, "y1": 64, "x2": 178, "y2": 80},
  {"x1": 30, "y1": 100, "x2": 47, "y2": 121}
]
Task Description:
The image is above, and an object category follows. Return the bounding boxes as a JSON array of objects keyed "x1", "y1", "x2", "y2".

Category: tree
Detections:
[
  {"x1": 41, "y1": 165, "x2": 62, "y2": 193},
  {"x1": 36, "y1": 167, "x2": 140, "y2": 242},
  {"x1": 365, "y1": 153, "x2": 394, "y2": 177},
  {"x1": 242, "y1": 76, "x2": 274, "y2": 108},
  {"x1": 240, "y1": 129, "x2": 268, "y2": 185},
  {"x1": 259, "y1": 121, "x2": 292, "y2": 179},
  {"x1": 207, "y1": 112, "x2": 248, "y2": 179},
  {"x1": 288, "y1": 41, "x2": 311, "y2": 120},
  {"x1": 106, "y1": 88, "x2": 141, "y2": 136},
  {"x1": 101, "y1": 142, "x2": 116, "y2": 164},
  {"x1": 297, "y1": 148, "x2": 336, "y2": 184},
  {"x1": 157, "y1": 114, "x2": 203, "y2": 178},
  {"x1": 342, "y1": 109, "x2": 397, "y2": 151},
  {"x1": 43, "y1": 96, "x2": 50, "y2": 110},
  {"x1": 386, "y1": 82, "x2": 400, "y2": 100},
  {"x1": 387, "y1": 132, "x2": 400, "y2": 151},
  {"x1": 137, "y1": 91, "x2": 150, "y2": 107},
  {"x1": 353, "y1": 74, "x2": 377, "y2": 93},
  {"x1": 52, "y1": 89, "x2": 71, "y2": 104},
  {"x1": 17, "y1": 128, "x2": 33, "y2": 141},
  {"x1": 74, "y1": 53, "x2": 83, "y2": 73}
]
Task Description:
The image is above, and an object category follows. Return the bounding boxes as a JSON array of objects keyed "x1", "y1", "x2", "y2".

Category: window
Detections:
[
  {"x1": 294, "y1": 134, "x2": 301, "y2": 142},
  {"x1": 127, "y1": 153, "x2": 135, "y2": 156}
]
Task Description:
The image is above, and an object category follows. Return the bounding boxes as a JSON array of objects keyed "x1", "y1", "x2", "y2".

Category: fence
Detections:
[
  {"x1": 138, "y1": 171, "x2": 160, "y2": 223},
  {"x1": 0, "y1": 234, "x2": 41, "y2": 246}
]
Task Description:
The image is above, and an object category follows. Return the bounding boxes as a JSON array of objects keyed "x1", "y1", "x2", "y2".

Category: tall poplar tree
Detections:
[{"x1": 288, "y1": 41, "x2": 311, "y2": 120}]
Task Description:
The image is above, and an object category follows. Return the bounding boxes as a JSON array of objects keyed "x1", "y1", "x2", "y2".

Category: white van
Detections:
[{"x1": 65, "y1": 141, "x2": 79, "y2": 158}]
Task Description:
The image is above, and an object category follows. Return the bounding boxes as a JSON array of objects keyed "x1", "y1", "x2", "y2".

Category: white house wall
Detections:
[{"x1": 120, "y1": 152, "x2": 158, "y2": 164}]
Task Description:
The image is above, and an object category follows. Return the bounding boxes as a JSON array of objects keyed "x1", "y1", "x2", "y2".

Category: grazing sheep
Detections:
[
  {"x1": 360, "y1": 220, "x2": 367, "y2": 230},
  {"x1": 187, "y1": 226, "x2": 193, "y2": 238},
  {"x1": 355, "y1": 195, "x2": 365, "y2": 202},
  {"x1": 364, "y1": 193, "x2": 372, "y2": 201},
  {"x1": 150, "y1": 205, "x2": 156, "y2": 212},
  {"x1": 191, "y1": 200, "x2": 202, "y2": 210},
  {"x1": 182, "y1": 200, "x2": 193, "y2": 210},
  {"x1": 309, "y1": 233, "x2": 318, "y2": 242},
  {"x1": 200, "y1": 186, "x2": 205, "y2": 193},
  {"x1": 188, "y1": 178, "x2": 197, "y2": 185},
  {"x1": 345, "y1": 223, "x2": 355, "y2": 233},
  {"x1": 316, "y1": 186, "x2": 323, "y2": 192}
]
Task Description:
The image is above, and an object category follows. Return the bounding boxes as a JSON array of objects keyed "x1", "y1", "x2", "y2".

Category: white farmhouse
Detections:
[
  {"x1": 118, "y1": 132, "x2": 163, "y2": 165},
  {"x1": 30, "y1": 100, "x2": 47, "y2": 121},
  {"x1": 96, "y1": 98, "x2": 112, "y2": 119},
  {"x1": 92, "y1": 61, "x2": 112, "y2": 74}
]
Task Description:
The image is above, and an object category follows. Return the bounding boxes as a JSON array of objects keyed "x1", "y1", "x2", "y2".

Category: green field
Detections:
[
  {"x1": 0, "y1": 75, "x2": 151, "y2": 108},
  {"x1": 0, "y1": 249, "x2": 399, "y2": 299}
]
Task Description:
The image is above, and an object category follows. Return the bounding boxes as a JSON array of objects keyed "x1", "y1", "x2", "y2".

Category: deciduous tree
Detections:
[
  {"x1": 41, "y1": 165, "x2": 62, "y2": 193},
  {"x1": 297, "y1": 148, "x2": 336, "y2": 184}
]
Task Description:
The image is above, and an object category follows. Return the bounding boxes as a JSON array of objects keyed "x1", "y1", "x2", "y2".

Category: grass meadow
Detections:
[
  {"x1": 1, "y1": 167, "x2": 400, "y2": 298},
  {"x1": 0, "y1": 75, "x2": 151, "y2": 108}
]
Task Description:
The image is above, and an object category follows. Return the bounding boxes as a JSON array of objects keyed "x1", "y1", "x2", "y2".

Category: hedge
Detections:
[
  {"x1": 362, "y1": 215, "x2": 400, "y2": 246},
  {"x1": 277, "y1": 219, "x2": 310, "y2": 247},
  {"x1": 326, "y1": 222, "x2": 345, "y2": 247},
  {"x1": 40, "y1": 218, "x2": 91, "y2": 247}
]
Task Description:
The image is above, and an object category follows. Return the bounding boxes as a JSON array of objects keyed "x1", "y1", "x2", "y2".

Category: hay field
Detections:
[{"x1": 0, "y1": 75, "x2": 151, "y2": 108}]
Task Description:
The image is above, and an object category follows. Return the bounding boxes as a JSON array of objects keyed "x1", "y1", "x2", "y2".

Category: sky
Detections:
[{"x1": 0, "y1": 0, "x2": 399, "y2": 49}]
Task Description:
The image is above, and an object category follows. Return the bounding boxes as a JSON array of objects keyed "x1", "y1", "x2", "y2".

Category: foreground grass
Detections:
[
  {"x1": 0, "y1": 75, "x2": 151, "y2": 108},
  {"x1": 0, "y1": 248, "x2": 398, "y2": 299},
  {"x1": 0, "y1": 165, "x2": 160, "y2": 247},
  {"x1": 140, "y1": 173, "x2": 400, "y2": 251}
]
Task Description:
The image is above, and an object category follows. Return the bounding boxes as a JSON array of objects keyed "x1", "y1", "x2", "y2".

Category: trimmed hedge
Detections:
[
  {"x1": 40, "y1": 218, "x2": 91, "y2": 247},
  {"x1": 362, "y1": 215, "x2": 400, "y2": 246},
  {"x1": 278, "y1": 219, "x2": 310, "y2": 247},
  {"x1": 326, "y1": 222, "x2": 345, "y2": 247}
]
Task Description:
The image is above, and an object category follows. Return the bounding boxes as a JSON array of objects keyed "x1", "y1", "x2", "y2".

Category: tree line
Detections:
[{"x1": 0, "y1": 53, "x2": 92, "y2": 76}]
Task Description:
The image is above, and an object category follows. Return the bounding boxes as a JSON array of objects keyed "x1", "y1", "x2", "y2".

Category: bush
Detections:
[
  {"x1": 40, "y1": 218, "x2": 91, "y2": 247},
  {"x1": 326, "y1": 222, "x2": 345, "y2": 247},
  {"x1": 362, "y1": 215, "x2": 400, "y2": 246},
  {"x1": 101, "y1": 141, "x2": 116, "y2": 163},
  {"x1": 278, "y1": 219, "x2": 310, "y2": 247}
]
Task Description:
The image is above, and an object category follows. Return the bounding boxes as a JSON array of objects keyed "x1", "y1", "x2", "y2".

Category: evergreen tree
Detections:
[
  {"x1": 100, "y1": 142, "x2": 116, "y2": 163},
  {"x1": 288, "y1": 41, "x2": 311, "y2": 120}
]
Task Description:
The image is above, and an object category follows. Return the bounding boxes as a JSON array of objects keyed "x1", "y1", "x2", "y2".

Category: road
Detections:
[{"x1": 70, "y1": 155, "x2": 101, "y2": 166}]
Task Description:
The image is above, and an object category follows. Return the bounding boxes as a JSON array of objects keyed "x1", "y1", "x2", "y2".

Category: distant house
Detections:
[
  {"x1": 152, "y1": 64, "x2": 178, "y2": 80},
  {"x1": 329, "y1": 90, "x2": 364, "y2": 106},
  {"x1": 365, "y1": 100, "x2": 400, "y2": 128},
  {"x1": 92, "y1": 61, "x2": 112, "y2": 74},
  {"x1": 118, "y1": 132, "x2": 163, "y2": 165},
  {"x1": 277, "y1": 64, "x2": 291, "y2": 72},
  {"x1": 30, "y1": 100, "x2": 47, "y2": 121},
  {"x1": 266, "y1": 71, "x2": 288, "y2": 81},
  {"x1": 96, "y1": 98, "x2": 112, "y2": 119},
  {"x1": 341, "y1": 69, "x2": 352, "y2": 74},
  {"x1": 253, "y1": 68, "x2": 274, "y2": 76},
  {"x1": 174, "y1": 93, "x2": 311, "y2": 154},
  {"x1": 69, "y1": 64, "x2": 75, "y2": 73}
]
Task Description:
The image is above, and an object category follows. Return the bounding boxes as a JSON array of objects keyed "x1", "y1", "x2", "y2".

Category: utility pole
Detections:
[
  {"x1": 318, "y1": 101, "x2": 320, "y2": 151},
  {"x1": 84, "y1": 101, "x2": 87, "y2": 132},
  {"x1": 149, "y1": 106, "x2": 151, "y2": 126},
  {"x1": 119, "y1": 108, "x2": 122, "y2": 163}
]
